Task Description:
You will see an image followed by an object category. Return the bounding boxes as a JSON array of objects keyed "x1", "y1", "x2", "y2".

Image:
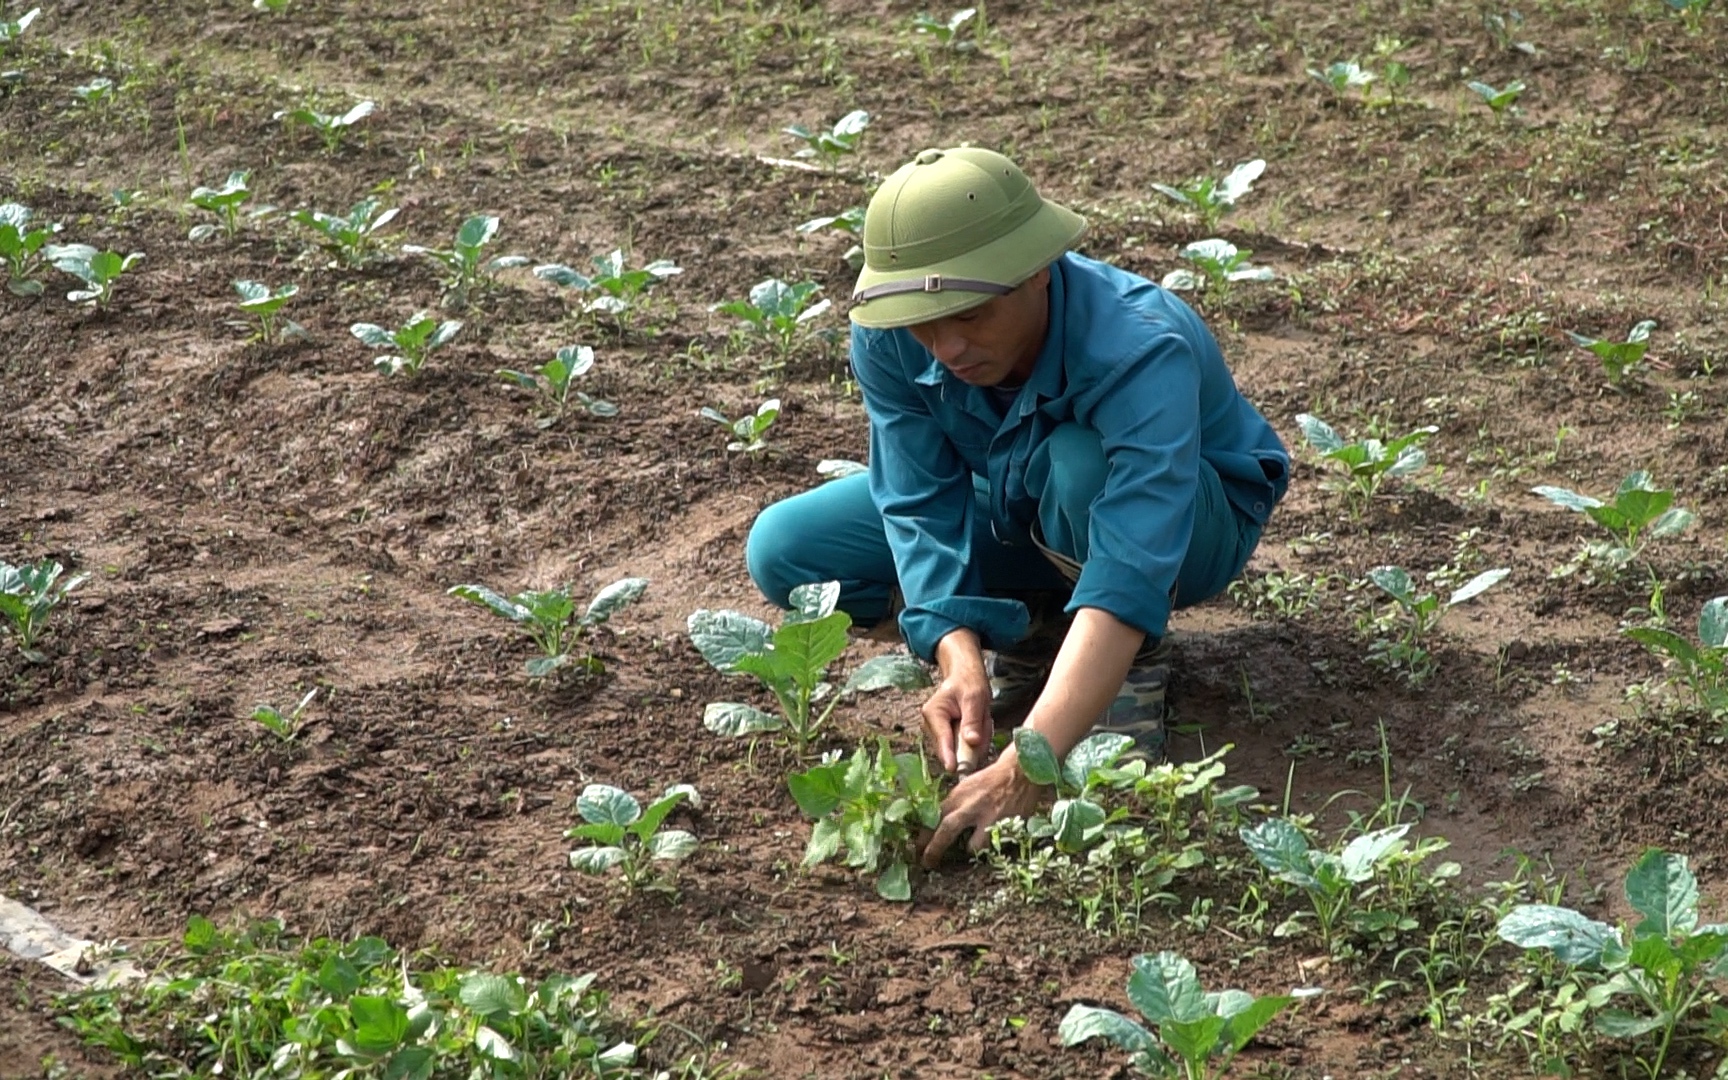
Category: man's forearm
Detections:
[
  {"x1": 1021, "y1": 607, "x2": 1144, "y2": 759},
  {"x1": 934, "y1": 627, "x2": 987, "y2": 681}
]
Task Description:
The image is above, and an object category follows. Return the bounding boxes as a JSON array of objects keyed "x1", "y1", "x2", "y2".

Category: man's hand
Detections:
[
  {"x1": 923, "y1": 630, "x2": 992, "y2": 775},
  {"x1": 921, "y1": 749, "x2": 1043, "y2": 867}
]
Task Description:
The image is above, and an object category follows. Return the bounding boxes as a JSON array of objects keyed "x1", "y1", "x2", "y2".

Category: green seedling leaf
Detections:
[
  {"x1": 1367, "y1": 566, "x2": 1417, "y2": 608},
  {"x1": 448, "y1": 584, "x2": 528, "y2": 622},
  {"x1": 1702, "y1": 598, "x2": 1728, "y2": 649},
  {"x1": 646, "y1": 830, "x2": 698, "y2": 861},
  {"x1": 459, "y1": 973, "x2": 527, "y2": 1019},
  {"x1": 1296, "y1": 413, "x2": 1344, "y2": 454},
  {"x1": 687, "y1": 609, "x2": 773, "y2": 670},
  {"x1": 1240, "y1": 818, "x2": 1318, "y2": 888},
  {"x1": 1497, "y1": 904, "x2": 1620, "y2": 967},
  {"x1": 840, "y1": 653, "x2": 932, "y2": 695},
  {"x1": 570, "y1": 846, "x2": 627, "y2": 873},
  {"x1": 1338, "y1": 824, "x2": 1411, "y2": 881},
  {"x1": 1625, "y1": 848, "x2": 1699, "y2": 938},
  {"x1": 1061, "y1": 732, "x2": 1133, "y2": 790},
  {"x1": 787, "y1": 580, "x2": 842, "y2": 624},
  {"x1": 346, "y1": 995, "x2": 409, "y2": 1056},
  {"x1": 1127, "y1": 951, "x2": 1209, "y2": 1025},
  {"x1": 578, "y1": 784, "x2": 641, "y2": 826},
  {"x1": 1467, "y1": 79, "x2": 1525, "y2": 114},
  {"x1": 817, "y1": 458, "x2": 868, "y2": 480},
  {"x1": 1448, "y1": 568, "x2": 1510, "y2": 607},
  {"x1": 1013, "y1": 728, "x2": 1061, "y2": 786},
  {"x1": 876, "y1": 860, "x2": 911, "y2": 901},
  {"x1": 1058, "y1": 1003, "x2": 1160, "y2": 1054},
  {"x1": 583, "y1": 577, "x2": 647, "y2": 624},
  {"x1": 703, "y1": 702, "x2": 781, "y2": 736},
  {"x1": 1595, "y1": 1009, "x2": 1666, "y2": 1039},
  {"x1": 1050, "y1": 797, "x2": 1107, "y2": 852}
]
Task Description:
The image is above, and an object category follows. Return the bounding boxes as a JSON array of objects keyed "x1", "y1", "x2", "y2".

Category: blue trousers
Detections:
[{"x1": 746, "y1": 424, "x2": 1264, "y2": 637}]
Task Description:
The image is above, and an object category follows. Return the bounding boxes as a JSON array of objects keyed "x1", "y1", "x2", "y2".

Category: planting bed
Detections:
[{"x1": 4, "y1": 0, "x2": 1728, "y2": 1076}]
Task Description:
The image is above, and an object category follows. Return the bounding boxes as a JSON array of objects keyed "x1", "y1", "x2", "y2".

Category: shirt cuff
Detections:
[
  {"x1": 1066, "y1": 555, "x2": 1174, "y2": 640},
  {"x1": 898, "y1": 596, "x2": 1032, "y2": 661}
]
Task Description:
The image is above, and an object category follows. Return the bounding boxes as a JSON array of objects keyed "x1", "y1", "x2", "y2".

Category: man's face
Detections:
[{"x1": 904, "y1": 268, "x2": 1050, "y2": 387}]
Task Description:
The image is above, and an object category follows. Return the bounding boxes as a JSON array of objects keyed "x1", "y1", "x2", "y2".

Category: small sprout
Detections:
[
  {"x1": 796, "y1": 207, "x2": 866, "y2": 271},
  {"x1": 1159, "y1": 238, "x2": 1274, "y2": 297},
  {"x1": 351, "y1": 312, "x2": 463, "y2": 376},
  {"x1": 1483, "y1": 9, "x2": 1536, "y2": 54},
  {"x1": 701, "y1": 398, "x2": 780, "y2": 454},
  {"x1": 1532, "y1": 471, "x2": 1694, "y2": 585},
  {"x1": 1012, "y1": 728, "x2": 1135, "y2": 853},
  {"x1": 782, "y1": 109, "x2": 870, "y2": 171},
  {"x1": 44, "y1": 243, "x2": 143, "y2": 308},
  {"x1": 1296, "y1": 414, "x2": 1438, "y2": 508},
  {"x1": 1365, "y1": 565, "x2": 1510, "y2": 682},
  {"x1": 402, "y1": 213, "x2": 529, "y2": 308},
  {"x1": 1624, "y1": 596, "x2": 1728, "y2": 719},
  {"x1": 71, "y1": 77, "x2": 115, "y2": 107},
  {"x1": 711, "y1": 277, "x2": 833, "y2": 365},
  {"x1": 1567, "y1": 319, "x2": 1655, "y2": 387},
  {"x1": 0, "y1": 8, "x2": 40, "y2": 47},
  {"x1": 1467, "y1": 79, "x2": 1525, "y2": 116},
  {"x1": 0, "y1": 559, "x2": 88, "y2": 661},
  {"x1": 449, "y1": 577, "x2": 648, "y2": 679},
  {"x1": 251, "y1": 689, "x2": 316, "y2": 742},
  {"x1": 1308, "y1": 60, "x2": 1374, "y2": 97},
  {"x1": 274, "y1": 100, "x2": 375, "y2": 152},
  {"x1": 497, "y1": 345, "x2": 619, "y2": 426},
  {"x1": 1151, "y1": 159, "x2": 1265, "y2": 230},
  {"x1": 0, "y1": 202, "x2": 61, "y2": 296},
  {"x1": 566, "y1": 782, "x2": 699, "y2": 894},
  {"x1": 532, "y1": 248, "x2": 681, "y2": 333},
  {"x1": 188, "y1": 170, "x2": 274, "y2": 241},
  {"x1": 790, "y1": 738, "x2": 943, "y2": 901},
  {"x1": 289, "y1": 197, "x2": 400, "y2": 268},
  {"x1": 233, "y1": 280, "x2": 301, "y2": 344},
  {"x1": 910, "y1": 7, "x2": 978, "y2": 51},
  {"x1": 252, "y1": 0, "x2": 290, "y2": 11}
]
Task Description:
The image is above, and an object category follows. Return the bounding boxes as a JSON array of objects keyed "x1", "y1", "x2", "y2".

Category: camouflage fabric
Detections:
[{"x1": 1096, "y1": 651, "x2": 1170, "y2": 765}]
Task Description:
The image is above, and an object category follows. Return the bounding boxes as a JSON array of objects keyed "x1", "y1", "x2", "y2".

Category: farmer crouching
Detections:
[{"x1": 745, "y1": 146, "x2": 1290, "y2": 864}]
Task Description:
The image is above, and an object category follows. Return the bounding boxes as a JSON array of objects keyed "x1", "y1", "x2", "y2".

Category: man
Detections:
[{"x1": 746, "y1": 146, "x2": 1289, "y2": 865}]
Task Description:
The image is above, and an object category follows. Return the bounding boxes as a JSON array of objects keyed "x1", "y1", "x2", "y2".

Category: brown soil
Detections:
[{"x1": 4, "y1": 0, "x2": 1728, "y2": 1076}]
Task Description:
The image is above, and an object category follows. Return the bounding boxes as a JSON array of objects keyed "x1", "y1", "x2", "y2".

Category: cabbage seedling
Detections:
[
  {"x1": 782, "y1": 109, "x2": 869, "y2": 171},
  {"x1": 71, "y1": 77, "x2": 114, "y2": 107},
  {"x1": 1467, "y1": 79, "x2": 1525, "y2": 116},
  {"x1": 0, "y1": 8, "x2": 39, "y2": 46},
  {"x1": 1059, "y1": 951, "x2": 1310, "y2": 1080},
  {"x1": 1296, "y1": 413, "x2": 1438, "y2": 508},
  {"x1": 351, "y1": 312, "x2": 462, "y2": 376},
  {"x1": 497, "y1": 345, "x2": 618, "y2": 425},
  {"x1": 1011, "y1": 728, "x2": 1136, "y2": 854},
  {"x1": 712, "y1": 277, "x2": 833, "y2": 365},
  {"x1": 688, "y1": 581, "x2": 932, "y2": 756},
  {"x1": 0, "y1": 559, "x2": 88, "y2": 661},
  {"x1": 251, "y1": 688, "x2": 316, "y2": 742},
  {"x1": 1625, "y1": 597, "x2": 1728, "y2": 719},
  {"x1": 449, "y1": 577, "x2": 647, "y2": 679},
  {"x1": 789, "y1": 738, "x2": 942, "y2": 901},
  {"x1": 566, "y1": 782, "x2": 699, "y2": 894},
  {"x1": 1498, "y1": 848, "x2": 1727, "y2": 1079},
  {"x1": 1365, "y1": 565, "x2": 1510, "y2": 682},
  {"x1": 0, "y1": 202, "x2": 59, "y2": 296},
  {"x1": 234, "y1": 280, "x2": 302, "y2": 344},
  {"x1": 275, "y1": 99, "x2": 374, "y2": 152},
  {"x1": 1151, "y1": 159, "x2": 1264, "y2": 231},
  {"x1": 290, "y1": 197, "x2": 399, "y2": 269},
  {"x1": 1159, "y1": 238, "x2": 1274, "y2": 297},
  {"x1": 188, "y1": 170, "x2": 274, "y2": 241},
  {"x1": 1567, "y1": 319, "x2": 1655, "y2": 387},
  {"x1": 1532, "y1": 472, "x2": 1694, "y2": 585},
  {"x1": 700, "y1": 398, "x2": 780, "y2": 453},
  {"x1": 402, "y1": 213, "x2": 530, "y2": 308},
  {"x1": 796, "y1": 207, "x2": 865, "y2": 271},
  {"x1": 45, "y1": 243, "x2": 143, "y2": 308},
  {"x1": 1308, "y1": 60, "x2": 1374, "y2": 98},
  {"x1": 532, "y1": 248, "x2": 681, "y2": 333},
  {"x1": 911, "y1": 8, "x2": 977, "y2": 50}
]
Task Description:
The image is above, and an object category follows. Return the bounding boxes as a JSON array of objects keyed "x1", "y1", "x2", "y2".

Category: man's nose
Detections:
[{"x1": 931, "y1": 323, "x2": 968, "y2": 364}]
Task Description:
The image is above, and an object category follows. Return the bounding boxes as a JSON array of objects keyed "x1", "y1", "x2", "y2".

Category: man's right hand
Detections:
[{"x1": 924, "y1": 629, "x2": 993, "y2": 775}]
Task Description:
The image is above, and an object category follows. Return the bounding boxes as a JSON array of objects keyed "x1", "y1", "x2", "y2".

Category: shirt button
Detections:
[{"x1": 1254, "y1": 502, "x2": 1266, "y2": 513}]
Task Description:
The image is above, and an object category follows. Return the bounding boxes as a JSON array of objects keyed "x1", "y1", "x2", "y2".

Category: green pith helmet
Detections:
[{"x1": 849, "y1": 146, "x2": 1087, "y2": 329}]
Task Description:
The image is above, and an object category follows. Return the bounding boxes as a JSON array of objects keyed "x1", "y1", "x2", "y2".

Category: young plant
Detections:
[
  {"x1": 45, "y1": 243, "x2": 143, "y2": 308},
  {"x1": 1059, "y1": 951, "x2": 1308, "y2": 1080},
  {"x1": 1242, "y1": 817, "x2": 1439, "y2": 955},
  {"x1": 350, "y1": 312, "x2": 463, "y2": 376},
  {"x1": 1364, "y1": 566, "x2": 1510, "y2": 682},
  {"x1": 687, "y1": 581, "x2": 931, "y2": 756},
  {"x1": 0, "y1": 202, "x2": 59, "y2": 296},
  {"x1": 1624, "y1": 597, "x2": 1728, "y2": 719},
  {"x1": 1159, "y1": 238, "x2": 1274, "y2": 296},
  {"x1": 712, "y1": 277, "x2": 833, "y2": 365},
  {"x1": 71, "y1": 77, "x2": 115, "y2": 107},
  {"x1": 1497, "y1": 848, "x2": 1727, "y2": 1079},
  {"x1": 0, "y1": 559, "x2": 88, "y2": 661},
  {"x1": 796, "y1": 207, "x2": 865, "y2": 271},
  {"x1": 1012, "y1": 729, "x2": 1137, "y2": 854},
  {"x1": 1296, "y1": 413, "x2": 1438, "y2": 508},
  {"x1": 1151, "y1": 159, "x2": 1265, "y2": 231},
  {"x1": 910, "y1": 8, "x2": 978, "y2": 50},
  {"x1": 1468, "y1": 79, "x2": 1526, "y2": 116},
  {"x1": 566, "y1": 782, "x2": 699, "y2": 894},
  {"x1": 448, "y1": 577, "x2": 647, "y2": 679},
  {"x1": 497, "y1": 345, "x2": 618, "y2": 425},
  {"x1": 251, "y1": 689, "x2": 317, "y2": 742},
  {"x1": 187, "y1": 170, "x2": 273, "y2": 241},
  {"x1": 233, "y1": 280, "x2": 301, "y2": 343},
  {"x1": 1567, "y1": 319, "x2": 1655, "y2": 387},
  {"x1": 289, "y1": 197, "x2": 399, "y2": 268},
  {"x1": 1532, "y1": 471, "x2": 1694, "y2": 585},
  {"x1": 0, "y1": 8, "x2": 40, "y2": 47},
  {"x1": 402, "y1": 213, "x2": 530, "y2": 307},
  {"x1": 1307, "y1": 60, "x2": 1374, "y2": 98},
  {"x1": 274, "y1": 100, "x2": 375, "y2": 152},
  {"x1": 789, "y1": 738, "x2": 942, "y2": 900},
  {"x1": 701, "y1": 398, "x2": 780, "y2": 453},
  {"x1": 253, "y1": 0, "x2": 290, "y2": 11},
  {"x1": 782, "y1": 109, "x2": 870, "y2": 170}
]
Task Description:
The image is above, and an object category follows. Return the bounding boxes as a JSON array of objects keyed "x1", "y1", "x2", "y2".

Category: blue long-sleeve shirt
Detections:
[{"x1": 851, "y1": 252, "x2": 1289, "y2": 661}]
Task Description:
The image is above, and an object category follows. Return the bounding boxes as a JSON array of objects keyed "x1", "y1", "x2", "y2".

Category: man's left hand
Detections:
[{"x1": 921, "y1": 750, "x2": 1044, "y2": 868}]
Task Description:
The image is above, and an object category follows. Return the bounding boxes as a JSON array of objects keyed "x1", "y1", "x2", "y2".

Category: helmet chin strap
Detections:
[{"x1": 852, "y1": 273, "x2": 1014, "y2": 304}]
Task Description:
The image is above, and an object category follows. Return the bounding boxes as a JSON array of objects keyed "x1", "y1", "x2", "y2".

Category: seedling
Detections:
[
  {"x1": 1483, "y1": 9, "x2": 1536, "y2": 54},
  {"x1": 188, "y1": 170, "x2": 273, "y2": 241},
  {"x1": 0, "y1": 202, "x2": 60, "y2": 296},
  {"x1": 1567, "y1": 320, "x2": 1655, "y2": 387},
  {"x1": 1159, "y1": 238, "x2": 1273, "y2": 296},
  {"x1": 782, "y1": 109, "x2": 869, "y2": 171},
  {"x1": 1059, "y1": 950, "x2": 1309, "y2": 1080},
  {"x1": 910, "y1": 8, "x2": 977, "y2": 50},
  {"x1": 687, "y1": 581, "x2": 931, "y2": 756},
  {"x1": 712, "y1": 277, "x2": 833, "y2": 365},
  {"x1": 0, "y1": 559, "x2": 88, "y2": 661},
  {"x1": 1296, "y1": 414, "x2": 1438, "y2": 508},
  {"x1": 45, "y1": 243, "x2": 143, "y2": 308},
  {"x1": 497, "y1": 345, "x2": 618, "y2": 425},
  {"x1": 1468, "y1": 79, "x2": 1526, "y2": 116},
  {"x1": 350, "y1": 312, "x2": 463, "y2": 376},
  {"x1": 1498, "y1": 848, "x2": 1727, "y2": 1079},
  {"x1": 253, "y1": 0, "x2": 289, "y2": 11},
  {"x1": 532, "y1": 248, "x2": 681, "y2": 332},
  {"x1": 71, "y1": 77, "x2": 114, "y2": 107},
  {"x1": 1151, "y1": 160, "x2": 1265, "y2": 231},
  {"x1": 448, "y1": 577, "x2": 647, "y2": 679},
  {"x1": 700, "y1": 398, "x2": 780, "y2": 453},
  {"x1": 1308, "y1": 60, "x2": 1374, "y2": 98},
  {"x1": 1013, "y1": 729, "x2": 1136, "y2": 854},
  {"x1": 402, "y1": 213, "x2": 530, "y2": 308},
  {"x1": 1624, "y1": 597, "x2": 1728, "y2": 719},
  {"x1": 275, "y1": 100, "x2": 375, "y2": 152},
  {"x1": 796, "y1": 207, "x2": 865, "y2": 271},
  {"x1": 233, "y1": 280, "x2": 301, "y2": 344},
  {"x1": 789, "y1": 738, "x2": 942, "y2": 900},
  {"x1": 289, "y1": 197, "x2": 399, "y2": 268},
  {"x1": 0, "y1": 8, "x2": 39, "y2": 46},
  {"x1": 1664, "y1": 0, "x2": 1714, "y2": 34},
  {"x1": 1532, "y1": 471, "x2": 1694, "y2": 588},
  {"x1": 566, "y1": 782, "x2": 699, "y2": 894},
  {"x1": 1365, "y1": 565, "x2": 1510, "y2": 682},
  {"x1": 250, "y1": 689, "x2": 316, "y2": 742}
]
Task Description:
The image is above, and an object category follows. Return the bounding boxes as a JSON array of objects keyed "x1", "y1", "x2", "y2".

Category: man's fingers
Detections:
[
  {"x1": 922, "y1": 811, "x2": 968, "y2": 869},
  {"x1": 920, "y1": 702, "x2": 957, "y2": 774}
]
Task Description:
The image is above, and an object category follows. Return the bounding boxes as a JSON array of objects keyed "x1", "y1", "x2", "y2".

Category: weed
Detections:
[
  {"x1": 0, "y1": 559, "x2": 87, "y2": 661},
  {"x1": 789, "y1": 738, "x2": 941, "y2": 900},
  {"x1": 351, "y1": 312, "x2": 463, "y2": 376},
  {"x1": 449, "y1": 577, "x2": 647, "y2": 679},
  {"x1": 567, "y1": 782, "x2": 700, "y2": 894}
]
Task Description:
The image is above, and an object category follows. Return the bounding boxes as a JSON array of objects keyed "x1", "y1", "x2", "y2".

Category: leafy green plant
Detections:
[
  {"x1": 289, "y1": 197, "x2": 399, "y2": 268},
  {"x1": 1364, "y1": 565, "x2": 1510, "y2": 682},
  {"x1": 1151, "y1": 160, "x2": 1265, "y2": 231},
  {"x1": 1664, "y1": 0, "x2": 1715, "y2": 34},
  {"x1": 1624, "y1": 597, "x2": 1728, "y2": 720},
  {"x1": 566, "y1": 782, "x2": 700, "y2": 894},
  {"x1": 910, "y1": 8, "x2": 977, "y2": 50},
  {"x1": 45, "y1": 243, "x2": 143, "y2": 308},
  {"x1": 1296, "y1": 413, "x2": 1438, "y2": 508},
  {"x1": 687, "y1": 581, "x2": 931, "y2": 756},
  {"x1": 1059, "y1": 950, "x2": 1308, "y2": 1080},
  {"x1": 1012, "y1": 729, "x2": 1139, "y2": 855},
  {"x1": 187, "y1": 170, "x2": 273, "y2": 241},
  {"x1": 1308, "y1": 60, "x2": 1374, "y2": 98},
  {"x1": 1532, "y1": 472, "x2": 1694, "y2": 586},
  {"x1": 0, "y1": 8, "x2": 40, "y2": 47},
  {"x1": 701, "y1": 398, "x2": 780, "y2": 453},
  {"x1": 0, "y1": 202, "x2": 59, "y2": 296},
  {"x1": 1567, "y1": 320, "x2": 1655, "y2": 387},
  {"x1": 0, "y1": 559, "x2": 88, "y2": 661},
  {"x1": 275, "y1": 99, "x2": 375, "y2": 152},
  {"x1": 233, "y1": 280, "x2": 301, "y2": 344},
  {"x1": 498, "y1": 345, "x2": 618, "y2": 425},
  {"x1": 1468, "y1": 79, "x2": 1526, "y2": 116},
  {"x1": 350, "y1": 312, "x2": 463, "y2": 376},
  {"x1": 71, "y1": 77, "x2": 114, "y2": 107},
  {"x1": 789, "y1": 738, "x2": 942, "y2": 900},
  {"x1": 712, "y1": 278, "x2": 833, "y2": 365},
  {"x1": 782, "y1": 109, "x2": 869, "y2": 170},
  {"x1": 449, "y1": 577, "x2": 647, "y2": 679},
  {"x1": 251, "y1": 689, "x2": 316, "y2": 742},
  {"x1": 532, "y1": 249, "x2": 681, "y2": 333},
  {"x1": 403, "y1": 213, "x2": 530, "y2": 307},
  {"x1": 796, "y1": 207, "x2": 865, "y2": 271},
  {"x1": 1497, "y1": 848, "x2": 1728, "y2": 1080},
  {"x1": 1159, "y1": 238, "x2": 1273, "y2": 296}
]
